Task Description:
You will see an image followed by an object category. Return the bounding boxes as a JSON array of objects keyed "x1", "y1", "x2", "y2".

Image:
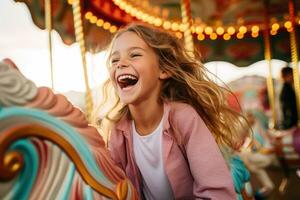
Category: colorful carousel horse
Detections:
[{"x1": 0, "y1": 60, "x2": 138, "y2": 199}]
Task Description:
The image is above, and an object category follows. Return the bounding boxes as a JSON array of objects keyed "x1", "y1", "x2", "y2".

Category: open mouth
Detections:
[{"x1": 117, "y1": 74, "x2": 138, "y2": 89}]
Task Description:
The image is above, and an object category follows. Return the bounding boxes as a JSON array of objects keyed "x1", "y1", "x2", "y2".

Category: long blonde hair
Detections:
[{"x1": 94, "y1": 23, "x2": 248, "y2": 150}]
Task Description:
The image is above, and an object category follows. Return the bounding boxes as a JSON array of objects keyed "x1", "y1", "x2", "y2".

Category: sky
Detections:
[{"x1": 0, "y1": 0, "x2": 290, "y2": 93}]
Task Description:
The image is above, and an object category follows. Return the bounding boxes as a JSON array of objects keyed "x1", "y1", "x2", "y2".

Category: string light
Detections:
[
  {"x1": 85, "y1": 12, "x2": 93, "y2": 19},
  {"x1": 216, "y1": 27, "x2": 224, "y2": 35},
  {"x1": 227, "y1": 26, "x2": 236, "y2": 35},
  {"x1": 103, "y1": 22, "x2": 111, "y2": 30},
  {"x1": 237, "y1": 32, "x2": 244, "y2": 39},
  {"x1": 223, "y1": 33, "x2": 231, "y2": 40},
  {"x1": 195, "y1": 26, "x2": 203, "y2": 33},
  {"x1": 210, "y1": 33, "x2": 217, "y2": 40},
  {"x1": 175, "y1": 32, "x2": 183, "y2": 39},
  {"x1": 96, "y1": 19, "x2": 104, "y2": 27},
  {"x1": 270, "y1": 30, "x2": 277, "y2": 35},
  {"x1": 271, "y1": 23, "x2": 279, "y2": 31},
  {"x1": 90, "y1": 16, "x2": 97, "y2": 24},
  {"x1": 197, "y1": 33, "x2": 205, "y2": 41},
  {"x1": 239, "y1": 26, "x2": 247, "y2": 34},
  {"x1": 204, "y1": 26, "x2": 213, "y2": 35},
  {"x1": 251, "y1": 25, "x2": 259, "y2": 33},
  {"x1": 284, "y1": 21, "x2": 292, "y2": 29},
  {"x1": 81, "y1": 0, "x2": 300, "y2": 41},
  {"x1": 251, "y1": 32, "x2": 259, "y2": 38},
  {"x1": 109, "y1": 25, "x2": 117, "y2": 33},
  {"x1": 171, "y1": 22, "x2": 179, "y2": 31},
  {"x1": 163, "y1": 21, "x2": 171, "y2": 30}
]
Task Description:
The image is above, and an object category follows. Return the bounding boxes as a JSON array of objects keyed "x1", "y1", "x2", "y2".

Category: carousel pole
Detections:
[
  {"x1": 263, "y1": 0, "x2": 277, "y2": 129},
  {"x1": 71, "y1": 0, "x2": 94, "y2": 121},
  {"x1": 180, "y1": 0, "x2": 194, "y2": 58},
  {"x1": 45, "y1": 0, "x2": 54, "y2": 90},
  {"x1": 288, "y1": 0, "x2": 300, "y2": 126}
]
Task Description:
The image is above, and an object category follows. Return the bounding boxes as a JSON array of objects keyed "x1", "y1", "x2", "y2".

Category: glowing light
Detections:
[
  {"x1": 195, "y1": 26, "x2": 203, "y2": 33},
  {"x1": 141, "y1": 13, "x2": 148, "y2": 21},
  {"x1": 120, "y1": 2, "x2": 126, "y2": 9},
  {"x1": 237, "y1": 32, "x2": 244, "y2": 39},
  {"x1": 227, "y1": 26, "x2": 235, "y2": 35},
  {"x1": 175, "y1": 32, "x2": 183, "y2": 39},
  {"x1": 103, "y1": 22, "x2": 111, "y2": 30},
  {"x1": 124, "y1": 5, "x2": 131, "y2": 13},
  {"x1": 239, "y1": 26, "x2": 247, "y2": 34},
  {"x1": 223, "y1": 33, "x2": 231, "y2": 40},
  {"x1": 287, "y1": 27, "x2": 293, "y2": 32},
  {"x1": 284, "y1": 21, "x2": 292, "y2": 29},
  {"x1": 179, "y1": 24, "x2": 185, "y2": 32},
  {"x1": 251, "y1": 32, "x2": 259, "y2": 38},
  {"x1": 270, "y1": 30, "x2": 277, "y2": 35},
  {"x1": 191, "y1": 26, "x2": 195, "y2": 33},
  {"x1": 90, "y1": 16, "x2": 97, "y2": 24},
  {"x1": 216, "y1": 27, "x2": 224, "y2": 35},
  {"x1": 136, "y1": 11, "x2": 142, "y2": 19},
  {"x1": 154, "y1": 18, "x2": 162, "y2": 26},
  {"x1": 171, "y1": 22, "x2": 179, "y2": 31},
  {"x1": 204, "y1": 26, "x2": 213, "y2": 35},
  {"x1": 67, "y1": 0, "x2": 74, "y2": 5},
  {"x1": 85, "y1": 12, "x2": 93, "y2": 20},
  {"x1": 210, "y1": 33, "x2": 217, "y2": 40},
  {"x1": 96, "y1": 19, "x2": 104, "y2": 27},
  {"x1": 163, "y1": 21, "x2": 171, "y2": 30},
  {"x1": 147, "y1": 16, "x2": 155, "y2": 24},
  {"x1": 251, "y1": 25, "x2": 259, "y2": 33},
  {"x1": 109, "y1": 25, "x2": 117, "y2": 33},
  {"x1": 271, "y1": 23, "x2": 280, "y2": 31},
  {"x1": 197, "y1": 33, "x2": 205, "y2": 41}
]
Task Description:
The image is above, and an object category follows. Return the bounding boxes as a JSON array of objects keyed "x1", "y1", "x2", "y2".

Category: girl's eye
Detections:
[
  {"x1": 131, "y1": 54, "x2": 141, "y2": 58},
  {"x1": 111, "y1": 59, "x2": 119, "y2": 64}
]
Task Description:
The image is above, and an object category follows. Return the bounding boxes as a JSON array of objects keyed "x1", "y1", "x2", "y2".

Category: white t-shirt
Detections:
[{"x1": 132, "y1": 118, "x2": 174, "y2": 200}]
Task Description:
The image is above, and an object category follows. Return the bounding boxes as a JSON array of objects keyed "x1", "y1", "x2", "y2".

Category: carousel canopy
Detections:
[{"x1": 15, "y1": 0, "x2": 300, "y2": 66}]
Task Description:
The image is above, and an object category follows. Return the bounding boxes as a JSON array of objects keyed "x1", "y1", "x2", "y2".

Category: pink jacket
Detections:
[{"x1": 109, "y1": 101, "x2": 236, "y2": 199}]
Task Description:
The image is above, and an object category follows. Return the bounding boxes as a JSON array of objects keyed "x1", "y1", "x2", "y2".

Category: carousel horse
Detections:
[{"x1": 0, "y1": 60, "x2": 138, "y2": 199}]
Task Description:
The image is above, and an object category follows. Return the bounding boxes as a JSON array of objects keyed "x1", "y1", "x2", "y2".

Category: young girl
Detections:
[{"x1": 97, "y1": 23, "x2": 248, "y2": 199}]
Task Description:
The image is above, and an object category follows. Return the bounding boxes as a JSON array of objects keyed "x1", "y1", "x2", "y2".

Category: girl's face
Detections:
[{"x1": 109, "y1": 31, "x2": 168, "y2": 105}]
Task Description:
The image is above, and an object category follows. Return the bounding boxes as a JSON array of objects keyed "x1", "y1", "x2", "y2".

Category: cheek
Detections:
[{"x1": 109, "y1": 67, "x2": 116, "y2": 81}]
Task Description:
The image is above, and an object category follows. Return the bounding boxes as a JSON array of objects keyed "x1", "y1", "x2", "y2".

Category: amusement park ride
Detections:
[{"x1": 0, "y1": 0, "x2": 300, "y2": 199}]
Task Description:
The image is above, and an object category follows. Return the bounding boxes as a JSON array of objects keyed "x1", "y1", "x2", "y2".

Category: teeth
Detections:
[{"x1": 117, "y1": 74, "x2": 137, "y2": 82}]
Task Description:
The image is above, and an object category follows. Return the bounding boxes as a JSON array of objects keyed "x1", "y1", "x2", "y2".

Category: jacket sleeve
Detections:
[
  {"x1": 108, "y1": 129, "x2": 126, "y2": 171},
  {"x1": 176, "y1": 106, "x2": 236, "y2": 199}
]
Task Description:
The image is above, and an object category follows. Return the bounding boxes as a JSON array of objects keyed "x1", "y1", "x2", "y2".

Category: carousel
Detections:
[{"x1": 0, "y1": 0, "x2": 300, "y2": 199}]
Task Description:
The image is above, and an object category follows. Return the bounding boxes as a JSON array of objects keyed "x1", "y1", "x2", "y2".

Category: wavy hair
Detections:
[{"x1": 94, "y1": 23, "x2": 248, "y2": 149}]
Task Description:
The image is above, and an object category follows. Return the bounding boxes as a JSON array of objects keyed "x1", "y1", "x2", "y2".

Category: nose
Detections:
[{"x1": 116, "y1": 59, "x2": 129, "y2": 69}]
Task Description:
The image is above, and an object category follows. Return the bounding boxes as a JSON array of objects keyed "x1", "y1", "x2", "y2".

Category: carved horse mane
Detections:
[{"x1": 0, "y1": 60, "x2": 138, "y2": 200}]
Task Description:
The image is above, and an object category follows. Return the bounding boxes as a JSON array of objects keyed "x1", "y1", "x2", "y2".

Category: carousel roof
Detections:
[{"x1": 15, "y1": 0, "x2": 300, "y2": 66}]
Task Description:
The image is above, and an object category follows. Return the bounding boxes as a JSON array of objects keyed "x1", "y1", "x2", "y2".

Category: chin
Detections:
[{"x1": 119, "y1": 97, "x2": 134, "y2": 104}]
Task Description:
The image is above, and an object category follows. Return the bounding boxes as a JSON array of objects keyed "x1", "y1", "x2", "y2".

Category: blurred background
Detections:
[{"x1": 1, "y1": 0, "x2": 300, "y2": 199}]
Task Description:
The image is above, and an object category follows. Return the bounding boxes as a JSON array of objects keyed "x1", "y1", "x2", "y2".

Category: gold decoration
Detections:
[
  {"x1": 288, "y1": 0, "x2": 300, "y2": 126},
  {"x1": 45, "y1": 0, "x2": 54, "y2": 90},
  {"x1": 180, "y1": 0, "x2": 194, "y2": 57},
  {"x1": 70, "y1": 0, "x2": 94, "y2": 121}
]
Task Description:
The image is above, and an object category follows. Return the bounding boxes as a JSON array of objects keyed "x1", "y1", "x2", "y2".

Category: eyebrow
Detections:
[{"x1": 111, "y1": 46, "x2": 146, "y2": 57}]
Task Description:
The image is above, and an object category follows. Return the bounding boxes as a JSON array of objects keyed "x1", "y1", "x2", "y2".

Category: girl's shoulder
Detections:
[
  {"x1": 166, "y1": 101, "x2": 208, "y2": 143},
  {"x1": 167, "y1": 101, "x2": 205, "y2": 129},
  {"x1": 167, "y1": 101, "x2": 199, "y2": 119}
]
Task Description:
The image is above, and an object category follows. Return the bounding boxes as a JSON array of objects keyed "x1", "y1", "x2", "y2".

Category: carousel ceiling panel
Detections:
[
  {"x1": 14, "y1": 0, "x2": 300, "y2": 66},
  {"x1": 140, "y1": 0, "x2": 293, "y2": 26}
]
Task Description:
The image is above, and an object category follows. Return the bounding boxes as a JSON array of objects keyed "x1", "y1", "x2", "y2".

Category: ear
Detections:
[{"x1": 159, "y1": 70, "x2": 170, "y2": 80}]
